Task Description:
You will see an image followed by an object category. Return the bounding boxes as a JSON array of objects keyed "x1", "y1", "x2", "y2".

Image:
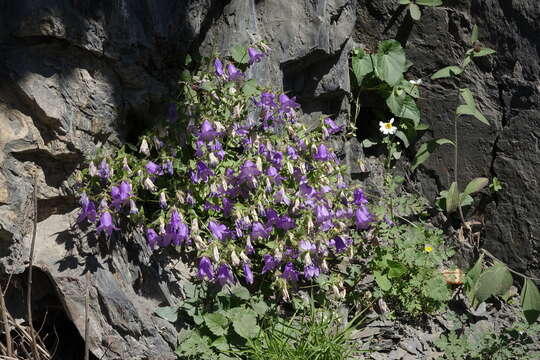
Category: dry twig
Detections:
[{"x1": 27, "y1": 176, "x2": 40, "y2": 360}]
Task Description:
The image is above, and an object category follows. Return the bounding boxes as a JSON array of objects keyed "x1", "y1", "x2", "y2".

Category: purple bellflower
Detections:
[
  {"x1": 209, "y1": 221, "x2": 228, "y2": 241},
  {"x1": 217, "y1": 263, "x2": 235, "y2": 286},
  {"x1": 262, "y1": 254, "x2": 280, "y2": 274},
  {"x1": 96, "y1": 211, "x2": 119, "y2": 237},
  {"x1": 226, "y1": 64, "x2": 243, "y2": 81},
  {"x1": 214, "y1": 58, "x2": 224, "y2": 77},
  {"x1": 98, "y1": 159, "x2": 110, "y2": 179},
  {"x1": 111, "y1": 181, "x2": 132, "y2": 209},
  {"x1": 353, "y1": 189, "x2": 368, "y2": 206},
  {"x1": 355, "y1": 206, "x2": 373, "y2": 230},
  {"x1": 313, "y1": 144, "x2": 329, "y2": 161},
  {"x1": 243, "y1": 262, "x2": 254, "y2": 284},
  {"x1": 282, "y1": 262, "x2": 299, "y2": 282},
  {"x1": 145, "y1": 161, "x2": 162, "y2": 175},
  {"x1": 146, "y1": 228, "x2": 160, "y2": 249},
  {"x1": 198, "y1": 257, "x2": 214, "y2": 280},
  {"x1": 198, "y1": 120, "x2": 220, "y2": 142},
  {"x1": 324, "y1": 118, "x2": 342, "y2": 135},
  {"x1": 304, "y1": 265, "x2": 320, "y2": 280},
  {"x1": 251, "y1": 222, "x2": 271, "y2": 240},
  {"x1": 77, "y1": 193, "x2": 97, "y2": 223},
  {"x1": 279, "y1": 93, "x2": 300, "y2": 115},
  {"x1": 247, "y1": 47, "x2": 265, "y2": 64}
]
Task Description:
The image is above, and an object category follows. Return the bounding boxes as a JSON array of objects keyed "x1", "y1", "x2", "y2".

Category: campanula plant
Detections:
[{"x1": 76, "y1": 44, "x2": 377, "y2": 300}]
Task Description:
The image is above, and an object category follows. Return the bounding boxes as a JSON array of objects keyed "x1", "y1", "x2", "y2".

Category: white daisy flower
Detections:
[{"x1": 379, "y1": 118, "x2": 398, "y2": 135}]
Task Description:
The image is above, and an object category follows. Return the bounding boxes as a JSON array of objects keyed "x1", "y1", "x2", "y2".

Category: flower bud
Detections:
[
  {"x1": 231, "y1": 250, "x2": 240, "y2": 266},
  {"x1": 321, "y1": 259, "x2": 329, "y2": 272},
  {"x1": 256, "y1": 157, "x2": 263, "y2": 172},
  {"x1": 212, "y1": 245, "x2": 220, "y2": 262},
  {"x1": 191, "y1": 218, "x2": 199, "y2": 233},
  {"x1": 176, "y1": 190, "x2": 185, "y2": 203},
  {"x1": 159, "y1": 192, "x2": 167, "y2": 209},
  {"x1": 139, "y1": 138, "x2": 150, "y2": 156},
  {"x1": 208, "y1": 153, "x2": 219, "y2": 167},
  {"x1": 214, "y1": 121, "x2": 226, "y2": 132},
  {"x1": 144, "y1": 178, "x2": 156, "y2": 192},
  {"x1": 287, "y1": 162, "x2": 294, "y2": 175},
  {"x1": 89, "y1": 161, "x2": 97, "y2": 177},
  {"x1": 194, "y1": 235, "x2": 206, "y2": 250},
  {"x1": 304, "y1": 252, "x2": 312, "y2": 266},
  {"x1": 129, "y1": 199, "x2": 138, "y2": 214},
  {"x1": 122, "y1": 157, "x2": 131, "y2": 173},
  {"x1": 275, "y1": 248, "x2": 283, "y2": 262},
  {"x1": 240, "y1": 251, "x2": 249, "y2": 262},
  {"x1": 228, "y1": 87, "x2": 237, "y2": 95}
]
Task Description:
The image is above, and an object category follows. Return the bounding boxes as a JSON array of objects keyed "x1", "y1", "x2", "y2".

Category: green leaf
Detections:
[
  {"x1": 445, "y1": 182, "x2": 461, "y2": 213},
  {"x1": 386, "y1": 92, "x2": 420, "y2": 124},
  {"x1": 395, "y1": 130, "x2": 410, "y2": 148},
  {"x1": 387, "y1": 260, "x2": 407, "y2": 279},
  {"x1": 416, "y1": 0, "x2": 443, "y2": 6},
  {"x1": 399, "y1": 0, "x2": 411, "y2": 4},
  {"x1": 362, "y1": 139, "x2": 378, "y2": 148},
  {"x1": 251, "y1": 300, "x2": 269, "y2": 316},
  {"x1": 457, "y1": 88, "x2": 489, "y2": 125},
  {"x1": 154, "y1": 306, "x2": 178, "y2": 323},
  {"x1": 470, "y1": 25, "x2": 479, "y2": 44},
  {"x1": 473, "y1": 262, "x2": 513, "y2": 304},
  {"x1": 467, "y1": 254, "x2": 484, "y2": 286},
  {"x1": 376, "y1": 40, "x2": 407, "y2": 86},
  {"x1": 412, "y1": 138, "x2": 454, "y2": 170},
  {"x1": 211, "y1": 336, "x2": 230, "y2": 351},
  {"x1": 521, "y1": 279, "x2": 540, "y2": 324},
  {"x1": 409, "y1": 4, "x2": 421, "y2": 20},
  {"x1": 232, "y1": 310, "x2": 260, "y2": 339},
  {"x1": 431, "y1": 66, "x2": 463, "y2": 79},
  {"x1": 374, "y1": 271, "x2": 392, "y2": 291},
  {"x1": 351, "y1": 49, "x2": 374, "y2": 86},
  {"x1": 231, "y1": 44, "x2": 249, "y2": 64},
  {"x1": 401, "y1": 79, "x2": 420, "y2": 98},
  {"x1": 462, "y1": 55, "x2": 472, "y2": 68},
  {"x1": 463, "y1": 177, "x2": 489, "y2": 196},
  {"x1": 472, "y1": 48, "x2": 496, "y2": 57},
  {"x1": 204, "y1": 312, "x2": 230, "y2": 336},
  {"x1": 231, "y1": 285, "x2": 251, "y2": 300},
  {"x1": 242, "y1": 79, "x2": 258, "y2": 97},
  {"x1": 180, "y1": 69, "x2": 191, "y2": 82}
]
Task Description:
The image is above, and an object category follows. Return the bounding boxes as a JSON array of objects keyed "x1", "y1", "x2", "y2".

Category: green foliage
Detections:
[
  {"x1": 435, "y1": 178, "x2": 488, "y2": 213},
  {"x1": 465, "y1": 255, "x2": 540, "y2": 324},
  {"x1": 435, "y1": 319, "x2": 540, "y2": 360},
  {"x1": 241, "y1": 305, "x2": 357, "y2": 360},
  {"x1": 369, "y1": 177, "x2": 454, "y2": 316},
  {"x1": 412, "y1": 138, "x2": 454, "y2": 170},
  {"x1": 350, "y1": 41, "x2": 425, "y2": 168},
  {"x1": 489, "y1": 177, "x2": 503, "y2": 192},
  {"x1": 399, "y1": 0, "x2": 442, "y2": 21},
  {"x1": 155, "y1": 282, "x2": 270, "y2": 359}
]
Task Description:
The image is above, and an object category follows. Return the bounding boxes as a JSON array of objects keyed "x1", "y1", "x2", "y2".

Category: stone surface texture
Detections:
[{"x1": 0, "y1": 0, "x2": 538, "y2": 358}]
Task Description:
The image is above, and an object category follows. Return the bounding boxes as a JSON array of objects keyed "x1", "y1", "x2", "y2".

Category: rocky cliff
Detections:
[{"x1": 0, "y1": 0, "x2": 538, "y2": 358}]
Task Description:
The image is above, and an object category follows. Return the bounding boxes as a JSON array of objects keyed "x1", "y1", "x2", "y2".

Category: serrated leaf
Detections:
[
  {"x1": 409, "y1": 4, "x2": 421, "y2": 20},
  {"x1": 387, "y1": 260, "x2": 407, "y2": 279},
  {"x1": 154, "y1": 306, "x2": 178, "y2": 323},
  {"x1": 416, "y1": 0, "x2": 443, "y2": 6},
  {"x1": 473, "y1": 262, "x2": 513, "y2": 304},
  {"x1": 232, "y1": 310, "x2": 259, "y2": 339},
  {"x1": 470, "y1": 25, "x2": 479, "y2": 44},
  {"x1": 431, "y1": 66, "x2": 463, "y2": 79},
  {"x1": 204, "y1": 312, "x2": 230, "y2": 336},
  {"x1": 376, "y1": 40, "x2": 407, "y2": 86},
  {"x1": 472, "y1": 48, "x2": 496, "y2": 57},
  {"x1": 242, "y1": 79, "x2": 258, "y2": 97},
  {"x1": 374, "y1": 271, "x2": 392, "y2": 291},
  {"x1": 230, "y1": 285, "x2": 250, "y2": 300},
  {"x1": 412, "y1": 138, "x2": 454, "y2": 170},
  {"x1": 230, "y1": 44, "x2": 248, "y2": 64},
  {"x1": 251, "y1": 300, "x2": 269, "y2": 316},
  {"x1": 521, "y1": 279, "x2": 540, "y2": 324},
  {"x1": 463, "y1": 177, "x2": 489, "y2": 196},
  {"x1": 351, "y1": 49, "x2": 374, "y2": 86}
]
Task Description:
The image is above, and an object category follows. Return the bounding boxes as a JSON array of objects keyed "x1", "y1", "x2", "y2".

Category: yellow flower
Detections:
[{"x1": 424, "y1": 245, "x2": 434, "y2": 253}]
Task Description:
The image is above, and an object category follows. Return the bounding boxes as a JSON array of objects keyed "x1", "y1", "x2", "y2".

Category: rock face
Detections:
[{"x1": 0, "y1": 0, "x2": 538, "y2": 358}]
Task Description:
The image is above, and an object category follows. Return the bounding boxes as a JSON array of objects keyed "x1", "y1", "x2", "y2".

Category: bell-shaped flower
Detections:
[
  {"x1": 299, "y1": 240, "x2": 316, "y2": 253},
  {"x1": 209, "y1": 221, "x2": 228, "y2": 241},
  {"x1": 198, "y1": 257, "x2": 214, "y2": 280},
  {"x1": 111, "y1": 181, "x2": 133, "y2": 209},
  {"x1": 214, "y1": 58, "x2": 224, "y2": 77},
  {"x1": 251, "y1": 222, "x2": 271, "y2": 240},
  {"x1": 304, "y1": 264, "x2": 320, "y2": 280},
  {"x1": 198, "y1": 120, "x2": 220, "y2": 142},
  {"x1": 262, "y1": 254, "x2": 279, "y2": 274},
  {"x1": 216, "y1": 263, "x2": 235, "y2": 286},
  {"x1": 145, "y1": 161, "x2": 162, "y2": 175},
  {"x1": 286, "y1": 146, "x2": 298, "y2": 160},
  {"x1": 239, "y1": 160, "x2": 261, "y2": 185},
  {"x1": 96, "y1": 211, "x2": 119, "y2": 237},
  {"x1": 281, "y1": 262, "x2": 299, "y2": 282},
  {"x1": 146, "y1": 228, "x2": 160, "y2": 249},
  {"x1": 88, "y1": 161, "x2": 97, "y2": 177},
  {"x1": 255, "y1": 92, "x2": 278, "y2": 109},
  {"x1": 353, "y1": 188, "x2": 368, "y2": 206},
  {"x1": 275, "y1": 215, "x2": 295, "y2": 230},
  {"x1": 314, "y1": 205, "x2": 331, "y2": 224},
  {"x1": 279, "y1": 93, "x2": 300, "y2": 115},
  {"x1": 324, "y1": 118, "x2": 342, "y2": 135},
  {"x1": 139, "y1": 138, "x2": 150, "y2": 156},
  {"x1": 313, "y1": 144, "x2": 329, "y2": 161},
  {"x1": 226, "y1": 64, "x2": 243, "y2": 81},
  {"x1": 129, "y1": 199, "x2": 139, "y2": 214},
  {"x1": 273, "y1": 187, "x2": 291, "y2": 206},
  {"x1": 159, "y1": 192, "x2": 167, "y2": 209},
  {"x1": 143, "y1": 177, "x2": 157, "y2": 192},
  {"x1": 243, "y1": 262, "x2": 254, "y2": 284},
  {"x1": 98, "y1": 159, "x2": 111, "y2": 179},
  {"x1": 354, "y1": 206, "x2": 373, "y2": 230},
  {"x1": 77, "y1": 193, "x2": 97, "y2": 223},
  {"x1": 247, "y1": 47, "x2": 265, "y2": 65}
]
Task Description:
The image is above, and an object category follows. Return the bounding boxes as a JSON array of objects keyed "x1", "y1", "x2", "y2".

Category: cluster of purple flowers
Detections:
[{"x1": 78, "y1": 44, "x2": 375, "y2": 296}]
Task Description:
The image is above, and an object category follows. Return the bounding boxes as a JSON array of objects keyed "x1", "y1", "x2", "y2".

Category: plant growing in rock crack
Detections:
[
  {"x1": 368, "y1": 176, "x2": 454, "y2": 317},
  {"x1": 350, "y1": 40, "x2": 427, "y2": 169},
  {"x1": 398, "y1": 0, "x2": 443, "y2": 21}
]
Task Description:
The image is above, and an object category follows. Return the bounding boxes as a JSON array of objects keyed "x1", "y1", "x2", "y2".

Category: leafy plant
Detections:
[
  {"x1": 399, "y1": 0, "x2": 443, "y2": 21},
  {"x1": 435, "y1": 177, "x2": 489, "y2": 213},
  {"x1": 155, "y1": 282, "x2": 270, "y2": 359},
  {"x1": 435, "y1": 318, "x2": 540, "y2": 360},
  {"x1": 351, "y1": 41, "x2": 427, "y2": 168},
  {"x1": 241, "y1": 304, "x2": 359, "y2": 360},
  {"x1": 465, "y1": 254, "x2": 540, "y2": 324}
]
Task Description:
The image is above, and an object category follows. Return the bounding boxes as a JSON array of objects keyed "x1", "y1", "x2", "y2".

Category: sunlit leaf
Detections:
[
  {"x1": 521, "y1": 279, "x2": 540, "y2": 324},
  {"x1": 412, "y1": 138, "x2": 454, "y2": 170},
  {"x1": 431, "y1": 66, "x2": 463, "y2": 79}
]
